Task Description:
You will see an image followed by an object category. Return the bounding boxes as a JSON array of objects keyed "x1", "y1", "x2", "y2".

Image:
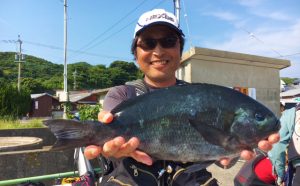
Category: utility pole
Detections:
[
  {"x1": 173, "y1": 0, "x2": 180, "y2": 25},
  {"x1": 73, "y1": 69, "x2": 77, "y2": 90},
  {"x1": 14, "y1": 35, "x2": 25, "y2": 92},
  {"x1": 62, "y1": 0, "x2": 69, "y2": 119}
]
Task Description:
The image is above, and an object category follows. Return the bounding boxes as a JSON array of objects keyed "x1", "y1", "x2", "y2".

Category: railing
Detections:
[{"x1": 0, "y1": 168, "x2": 101, "y2": 185}]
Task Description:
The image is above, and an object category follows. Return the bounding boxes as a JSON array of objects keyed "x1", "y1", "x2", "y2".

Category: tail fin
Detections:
[{"x1": 43, "y1": 119, "x2": 94, "y2": 151}]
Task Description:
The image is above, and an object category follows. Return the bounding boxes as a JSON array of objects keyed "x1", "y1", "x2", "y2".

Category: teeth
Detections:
[{"x1": 152, "y1": 60, "x2": 167, "y2": 65}]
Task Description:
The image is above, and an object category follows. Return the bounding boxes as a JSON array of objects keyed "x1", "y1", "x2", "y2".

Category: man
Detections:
[
  {"x1": 268, "y1": 103, "x2": 300, "y2": 186},
  {"x1": 84, "y1": 9, "x2": 279, "y2": 185}
]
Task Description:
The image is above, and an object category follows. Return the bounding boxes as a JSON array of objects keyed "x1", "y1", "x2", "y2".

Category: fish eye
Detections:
[{"x1": 255, "y1": 113, "x2": 265, "y2": 121}]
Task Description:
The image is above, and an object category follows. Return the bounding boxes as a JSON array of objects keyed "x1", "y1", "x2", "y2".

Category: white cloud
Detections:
[
  {"x1": 205, "y1": 19, "x2": 300, "y2": 55},
  {"x1": 250, "y1": 10, "x2": 293, "y2": 21},
  {"x1": 203, "y1": 19, "x2": 300, "y2": 77},
  {"x1": 237, "y1": 0, "x2": 266, "y2": 7},
  {"x1": 203, "y1": 11, "x2": 239, "y2": 22}
]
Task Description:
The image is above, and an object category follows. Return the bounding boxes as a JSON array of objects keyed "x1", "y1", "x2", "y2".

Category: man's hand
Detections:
[
  {"x1": 84, "y1": 110, "x2": 153, "y2": 166},
  {"x1": 219, "y1": 132, "x2": 280, "y2": 166}
]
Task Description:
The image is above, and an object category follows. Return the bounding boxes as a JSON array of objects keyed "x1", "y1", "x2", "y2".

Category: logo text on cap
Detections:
[{"x1": 145, "y1": 13, "x2": 175, "y2": 23}]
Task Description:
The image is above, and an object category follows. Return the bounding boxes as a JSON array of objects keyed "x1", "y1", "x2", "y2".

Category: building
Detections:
[
  {"x1": 30, "y1": 93, "x2": 60, "y2": 117},
  {"x1": 176, "y1": 47, "x2": 290, "y2": 116},
  {"x1": 91, "y1": 88, "x2": 110, "y2": 106},
  {"x1": 55, "y1": 88, "x2": 110, "y2": 115},
  {"x1": 280, "y1": 88, "x2": 300, "y2": 109}
]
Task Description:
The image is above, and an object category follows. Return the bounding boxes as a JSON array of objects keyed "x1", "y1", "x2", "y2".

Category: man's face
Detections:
[{"x1": 135, "y1": 25, "x2": 181, "y2": 84}]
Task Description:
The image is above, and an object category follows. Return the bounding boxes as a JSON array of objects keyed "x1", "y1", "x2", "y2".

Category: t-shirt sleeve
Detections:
[{"x1": 103, "y1": 85, "x2": 135, "y2": 111}]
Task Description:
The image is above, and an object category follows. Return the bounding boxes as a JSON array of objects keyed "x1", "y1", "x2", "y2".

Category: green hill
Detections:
[{"x1": 0, "y1": 52, "x2": 140, "y2": 93}]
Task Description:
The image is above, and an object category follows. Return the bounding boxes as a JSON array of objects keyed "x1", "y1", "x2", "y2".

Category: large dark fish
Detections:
[{"x1": 44, "y1": 83, "x2": 280, "y2": 167}]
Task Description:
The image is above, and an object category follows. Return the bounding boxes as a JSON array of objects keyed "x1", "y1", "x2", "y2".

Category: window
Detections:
[{"x1": 35, "y1": 101, "x2": 38, "y2": 109}]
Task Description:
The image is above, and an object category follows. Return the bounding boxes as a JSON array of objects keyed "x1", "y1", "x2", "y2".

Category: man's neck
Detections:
[{"x1": 143, "y1": 77, "x2": 177, "y2": 88}]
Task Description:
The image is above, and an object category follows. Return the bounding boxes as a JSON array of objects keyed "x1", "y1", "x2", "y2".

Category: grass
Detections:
[{"x1": 0, "y1": 118, "x2": 45, "y2": 129}]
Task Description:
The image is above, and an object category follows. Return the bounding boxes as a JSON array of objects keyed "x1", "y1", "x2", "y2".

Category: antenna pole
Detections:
[{"x1": 173, "y1": 0, "x2": 180, "y2": 25}]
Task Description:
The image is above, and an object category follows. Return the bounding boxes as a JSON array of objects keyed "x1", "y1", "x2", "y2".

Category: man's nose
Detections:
[{"x1": 152, "y1": 42, "x2": 165, "y2": 56}]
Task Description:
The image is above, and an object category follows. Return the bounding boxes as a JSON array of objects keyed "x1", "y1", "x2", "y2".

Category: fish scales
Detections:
[{"x1": 44, "y1": 83, "x2": 280, "y2": 164}]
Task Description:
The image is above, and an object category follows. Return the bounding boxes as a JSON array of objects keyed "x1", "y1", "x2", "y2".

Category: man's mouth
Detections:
[{"x1": 150, "y1": 60, "x2": 168, "y2": 65}]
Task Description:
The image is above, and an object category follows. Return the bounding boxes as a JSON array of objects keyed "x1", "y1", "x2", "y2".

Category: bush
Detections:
[
  {"x1": 0, "y1": 84, "x2": 31, "y2": 120},
  {"x1": 77, "y1": 104, "x2": 102, "y2": 121}
]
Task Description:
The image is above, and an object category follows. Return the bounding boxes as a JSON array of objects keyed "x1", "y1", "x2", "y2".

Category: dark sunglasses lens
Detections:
[
  {"x1": 160, "y1": 37, "x2": 178, "y2": 48},
  {"x1": 138, "y1": 37, "x2": 178, "y2": 50},
  {"x1": 144, "y1": 39, "x2": 157, "y2": 50}
]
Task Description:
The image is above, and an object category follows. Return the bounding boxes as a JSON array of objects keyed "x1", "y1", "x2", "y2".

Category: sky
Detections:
[{"x1": 1, "y1": 0, "x2": 299, "y2": 78}]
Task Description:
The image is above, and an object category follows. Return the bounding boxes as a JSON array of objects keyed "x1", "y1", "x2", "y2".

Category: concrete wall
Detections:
[
  {"x1": 0, "y1": 128, "x2": 84, "y2": 184},
  {"x1": 177, "y1": 47, "x2": 290, "y2": 117},
  {"x1": 0, "y1": 149, "x2": 74, "y2": 182}
]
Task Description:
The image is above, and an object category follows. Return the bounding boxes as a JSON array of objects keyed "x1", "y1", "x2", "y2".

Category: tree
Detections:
[
  {"x1": 108, "y1": 61, "x2": 140, "y2": 86},
  {"x1": 42, "y1": 76, "x2": 63, "y2": 90},
  {"x1": 109, "y1": 61, "x2": 138, "y2": 75},
  {"x1": 0, "y1": 52, "x2": 142, "y2": 91},
  {"x1": 108, "y1": 67, "x2": 130, "y2": 86},
  {"x1": 281, "y1": 77, "x2": 297, "y2": 85},
  {"x1": 0, "y1": 68, "x2": 3, "y2": 77},
  {"x1": 0, "y1": 84, "x2": 31, "y2": 119},
  {"x1": 22, "y1": 78, "x2": 45, "y2": 94}
]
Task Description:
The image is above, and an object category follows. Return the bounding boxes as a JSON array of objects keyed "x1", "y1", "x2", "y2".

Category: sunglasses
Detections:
[{"x1": 137, "y1": 36, "x2": 178, "y2": 50}]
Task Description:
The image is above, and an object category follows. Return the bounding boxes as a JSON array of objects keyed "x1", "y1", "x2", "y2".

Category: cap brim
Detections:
[{"x1": 135, "y1": 21, "x2": 185, "y2": 37}]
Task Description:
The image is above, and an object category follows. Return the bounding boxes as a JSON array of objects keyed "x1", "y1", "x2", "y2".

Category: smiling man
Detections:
[{"x1": 84, "y1": 9, "x2": 279, "y2": 186}]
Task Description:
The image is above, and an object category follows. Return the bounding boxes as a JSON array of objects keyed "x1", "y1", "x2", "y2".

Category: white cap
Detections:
[{"x1": 134, "y1": 9, "x2": 184, "y2": 38}]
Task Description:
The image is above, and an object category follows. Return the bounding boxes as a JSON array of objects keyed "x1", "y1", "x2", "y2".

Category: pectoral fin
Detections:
[
  {"x1": 188, "y1": 119, "x2": 238, "y2": 151},
  {"x1": 188, "y1": 119, "x2": 229, "y2": 146}
]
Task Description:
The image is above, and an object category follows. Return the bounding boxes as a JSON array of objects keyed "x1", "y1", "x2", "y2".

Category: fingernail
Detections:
[
  {"x1": 144, "y1": 159, "x2": 152, "y2": 166},
  {"x1": 90, "y1": 149, "x2": 97, "y2": 156},
  {"x1": 103, "y1": 145, "x2": 110, "y2": 153},
  {"x1": 103, "y1": 113, "x2": 111, "y2": 123}
]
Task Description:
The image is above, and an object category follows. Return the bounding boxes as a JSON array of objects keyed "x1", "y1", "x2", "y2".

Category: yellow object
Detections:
[{"x1": 61, "y1": 177, "x2": 80, "y2": 184}]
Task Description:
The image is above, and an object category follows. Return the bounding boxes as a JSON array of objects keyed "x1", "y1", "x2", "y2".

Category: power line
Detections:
[
  {"x1": 240, "y1": 27, "x2": 284, "y2": 57},
  {"x1": 278, "y1": 52, "x2": 300, "y2": 58},
  {"x1": 23, "y1": 40, "x2": 121, "y2": 59},
  {"x1": 1, "y1": 39, "x2": 131, "y2": 61},
  {"x1": 0, "y1": 0, "x2": 171, "y2": 64},
  {"x1": 74, "y1": 0, "x2": 148, "y2": 53},
  {"x1": 182, "y1": 0, "x2": 193, "y2": 49},
  {"x1": 70, "y1": 0, "x2": 166, "y2": 59}
]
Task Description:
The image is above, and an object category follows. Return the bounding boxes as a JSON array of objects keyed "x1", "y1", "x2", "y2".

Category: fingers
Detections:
[
  {"x1": 240, "y1": 150, "x2": 255, "y2": 160},
  {"x1": 256, "y1": 133, "x2": 280, "y2": 153},
  {"x1": 219, "y1": 157, "x2": 230, "y2": 167},
  {"x1": 258, "y1": 140, "x2": 273, "y2": 152},
  {"x1": 84, "y1": 145, "x2": 102, "y2": 160},
  {"x1": 114, "y1": 137, "x2": 140, "y2": 158},
  {"x1": 130, "y1": 150, "x2": 153, "y2": 166},
  {"x1": 268, "y1": 133, "x2": 280, "y2": 144},
  {"x1": 102, "y1": 136, "x2": 126, "y2": 157},
  {"x1": 98, "y1": 110, "x2": 113, "y2": 124},
  {"x1": 238, "y1": 133, "x2": 279, "y2": 162},
  {"x1": 86, "y1": 136, "x2": 152, "y2": 165}
]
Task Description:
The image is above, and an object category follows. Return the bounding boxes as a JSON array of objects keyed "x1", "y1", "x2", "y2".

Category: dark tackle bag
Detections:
[
  {"x1": 234, "y1": 154, "x2": 275, "y2": 186},
  {"x1": 99, "y1": 158, "x2": 218, "y2": 186}
]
